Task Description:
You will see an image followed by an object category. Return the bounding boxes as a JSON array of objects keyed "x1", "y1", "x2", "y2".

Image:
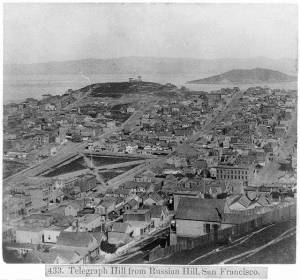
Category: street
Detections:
[
  {"x1": 105, "y1": 226, "x2": 170, "y2": 264},
  {"x1": 189, "y1": 90, "x2": 243, "y2": 142}
]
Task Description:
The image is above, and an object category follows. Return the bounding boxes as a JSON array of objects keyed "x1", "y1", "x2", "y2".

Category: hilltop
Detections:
[
  {"x1": 186, "y1": 68, "x2": 297, "y2": 84},
  {"x1": 75, "y1": 81, "x2": 176, "y2": 98}
]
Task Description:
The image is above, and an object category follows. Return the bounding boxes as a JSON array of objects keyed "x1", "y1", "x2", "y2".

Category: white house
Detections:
[
  {"x1": 43, "y1": 226, "x2": 66, "y2": 243},
  {"x1": 175, "y1": 197, "x2": 232, "y2": 237},
  {"x1": 16, "y1": 226, "x2": 44, "y2": 244}
]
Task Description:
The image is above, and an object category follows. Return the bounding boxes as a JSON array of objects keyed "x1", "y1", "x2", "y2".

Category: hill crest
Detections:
[{"x1": 186, "y1": 68, "x2": 297, "y2": 84}]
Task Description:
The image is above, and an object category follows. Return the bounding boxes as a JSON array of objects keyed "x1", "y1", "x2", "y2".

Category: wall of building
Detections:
[
  {"x1": 132, "y1": 226, "x2": 143, "y2": 237},
  {"x1": 43, "y1": 229, "x2": 61, "y2": 243},
  {"x1": 176, "y1": 219, "x2": 231, "y2": 237},
  {"x1": 151, "y1": 217, "x2": 161, "y2": 228},
  {"x1": 65, "y1": 206, "x2": 78, "y2": 217},
  {"x1": 123, "y1": 212, "x2": 151, "y2": 222},
  {"x1": 131, "y1": 223, "x2": 153, "y2": 237},
  {"x1": 216, "y1": 167, "x2": 249, "y2": 182},
  {"x1": 16, "y1": 229, "x2": 43, "y2": 244}
]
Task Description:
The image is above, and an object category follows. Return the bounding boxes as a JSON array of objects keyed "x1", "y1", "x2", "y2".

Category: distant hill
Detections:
[
  {"x1": 74, "y1": 81, "x2": 176, "y2": 98},
  {"x1": 4, "y1": 57, "x2": 297, "y2": 76},
  {"x1": 186, "y1": 68, "x2": 297, "y2": 84}
]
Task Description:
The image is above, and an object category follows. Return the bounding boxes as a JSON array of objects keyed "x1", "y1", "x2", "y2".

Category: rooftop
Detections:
[
  {"x1": 176, "y1": 197, "x2": 225, "y2": 222},
  {"x1": 111, "y1": 222, "x2": 132, "y2": 233},
  {"x1": 56, "y1": 231, "x2": 97, "y2": 248}
]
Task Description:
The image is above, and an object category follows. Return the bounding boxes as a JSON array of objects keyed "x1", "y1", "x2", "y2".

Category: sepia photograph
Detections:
[{"x1": 1, "y1": 1, "x2": 297, "y2": 271}]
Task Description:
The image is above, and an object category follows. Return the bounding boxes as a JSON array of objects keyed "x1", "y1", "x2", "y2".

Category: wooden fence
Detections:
[{"x1": 148, "y1": 202, "x2": 296, "y2": 262}]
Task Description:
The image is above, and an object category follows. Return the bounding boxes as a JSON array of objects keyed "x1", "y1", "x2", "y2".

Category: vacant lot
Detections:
[{"x1": 3, "y1": 160, "x2": 29, "y2": 178}]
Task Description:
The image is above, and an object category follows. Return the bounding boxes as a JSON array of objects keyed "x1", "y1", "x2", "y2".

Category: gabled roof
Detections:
[
  {"x1": 226, "y1": 194, "x2": 242, "y2": 206},
  {"x1": 149, "y1": 205, "x2": 168, "y2": 218},
  {"x1": 136, "y1": 192, "x2": 147, "y2": 199},
  {"x1": 256, "y1": 194, "x2": 271, "y2": 207},
  {"x1": 111, "y1": 222, "x2": 132, "y2": 233},
  {"x1": 56, "y1": 232, "x2": 96, "y2": 248},
  {"x1": 147, "y1": 193, "x2": 163, "y2": 203},
  {"x1": 91, "y1": 232, "x2": 104, "y2": 244},
  {"x1": 126, "y1": 199, "x2": 139, "y2": 208},
  {"x1": 238, "y1": 195, "x2": 253, "y2": 208},
  {"x1": 175, "y1": 197, "x2": 225, "y2": 222}
]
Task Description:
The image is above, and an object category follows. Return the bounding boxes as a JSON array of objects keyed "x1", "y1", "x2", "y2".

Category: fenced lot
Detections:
[{"x1": 149, "y1": 201, "x2": 296, "y2": 262}]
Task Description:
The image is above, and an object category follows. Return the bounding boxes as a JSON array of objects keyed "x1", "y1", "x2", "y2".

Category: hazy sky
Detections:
[{"x1": 3, "y1": 3, "x2": 298, "y2": 64}]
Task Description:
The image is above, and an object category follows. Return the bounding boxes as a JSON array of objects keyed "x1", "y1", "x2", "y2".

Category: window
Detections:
[
  {"x1": 212, "y1": 224, "x2": 219, "y2": 231},
  {"x1": 204, "y1": 223, "x2": 211, "y2": 233}
]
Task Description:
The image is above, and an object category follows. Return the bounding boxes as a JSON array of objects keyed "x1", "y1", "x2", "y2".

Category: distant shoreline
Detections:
[{"x1": 3, "y1": 74, "x2": 297, "y2": 105}]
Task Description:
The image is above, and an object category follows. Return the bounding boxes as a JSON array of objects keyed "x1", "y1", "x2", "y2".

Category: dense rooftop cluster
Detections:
[{"x1": 2, "y1": 82, "x2": 296, "y2": 264}]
